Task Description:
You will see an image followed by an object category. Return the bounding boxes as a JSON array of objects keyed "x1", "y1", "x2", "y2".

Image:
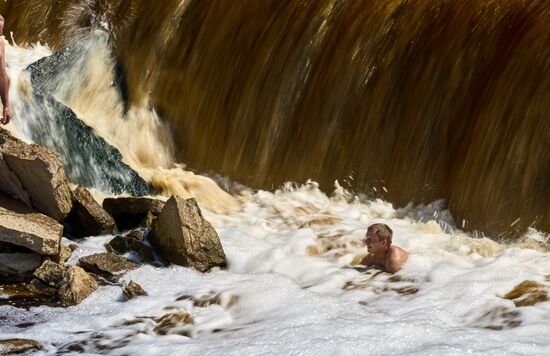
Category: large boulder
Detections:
[
  {"x1": 0, "y1": 128, "x2": 73, "y2": 222},
  {"x1": 58, "y1": 265, "x2": 97, "y2": 307},
  {"x1": 78, "y1": 253, "x2": 139, "y2": 277},
  {"x1": 64, "y1": 185, "x2": 115, "y2": 237},
  {"x1": 0, "y1": 207, "x2": 62, "y2": 255},
  {"x1": 149, "y1": 196, "x2": 226, "y2": 272},
  {"x1": 25, "y1": 37, "x2": 155, "y2": 197},
  {"x1": 0, "y1": 252, "x2": 41, "y2": 283},
  {"x1": 103, "y1": 197, "x2": 164, "y2": 231}
]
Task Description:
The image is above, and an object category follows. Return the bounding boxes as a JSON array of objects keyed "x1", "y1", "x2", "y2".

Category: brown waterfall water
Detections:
[{"x1": 2, "y1": 0, "x2": 549, "y2": 238}]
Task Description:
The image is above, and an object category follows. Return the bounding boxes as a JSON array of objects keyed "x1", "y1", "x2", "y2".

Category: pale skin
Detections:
[
  {"x1": 0, "y1": 18, "x2": 11, "y2": 125},
  {"x1": 361, "y1": 229, "x2": 408, "y2": 273}
]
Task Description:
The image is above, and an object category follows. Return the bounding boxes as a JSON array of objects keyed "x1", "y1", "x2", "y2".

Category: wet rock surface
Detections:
[
  {"x1": 503, "y1": 280, "x2": 548, "y2": 307},
  {"x1": 64, "y1": 185, "x2": 115, "y2": 238},
  {"x1": 0, "y1": 207, "x2": 62, "y2": 255},
  {"x1": 58, "y1": 265, "x2": 98, "y2": 307},
  {"x1": 149, "y1": 196, "x2": 226, "y2": 272},
  {"x1": 78, "y1": 253, "x2": 139, "y2": 277},
  {"x1": 0, "y1": 252, "x2": 42, "y2": 283},
  {"x1": 46, "y1": 243, "x2": 75, "y2": 265},
  {"x1": 105, "y1": 229, "x2": 154, "y2": 262},
  {"x1": 103, "y1": 197, "x2": 164, "y2": 231},
  {"x1": 25, "y1": 278, "x2": 58, "y2": 298},
  {"x1": 0, "y1": 339, "x2": 41, "y2": 355},
  {"x1": 0, "y1": 127, "x2": 72, "y2": 222},
  {"x1": 33, "y1": 260, "x2": 66, "y2": 288},
  {"x1": 123, "y1": 280, "x2": 148, "y2": 299},
  {"x1": 25, "y1": 38, "x2": 155, "y2": 197}
]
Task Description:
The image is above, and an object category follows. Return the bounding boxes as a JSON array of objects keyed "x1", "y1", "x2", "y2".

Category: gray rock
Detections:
[
  {"x1": 103, "y1": 197, "x2": 164, "y2": 231},
  {"x1": 0, "y1": 191, "x2": 33, "y2": 215},
  {"x1": 0, "y1": 128, "x2": 72, "y2": 222},
  {"x1": 0, "y1": 207, "x2": 62, "y2": 255},
  {"x1": 64, "y1": 185, "x2": 115, "y2": 237},
  {"x1": 25, "y1": 278, "x2": 57, "y2": 297},
  {"x1": 140, "y1": 210, "x2": 156, "y2": 228},
  {"x1": 149, "y1": 196, "x2": 226, "y2": 272},
  {"x1": 33, "y1": 260, "x2": 65, "y2": 288},
  {"x1": 0, "y1": 339, "x2": 41, "y2": 354},
  {"x1": 58, "y1": 265, "x2": 97, "y2": 307},
  {"x1": 45, "y1": 243, "x2": 74, "y2": 265},
  {"x1": 105, "y1": 230, "x2": 154, "y2": 262},
  {"x1": 0, "y1": 253, "x2": 41, "y2": 283},
  {"x1": 0, "y1": 131, "x2": 32, "y2": 208},
  {"x1": 78, "y1": 253, "x2": 139, "y2": 277},
  {"x1": 123, "y1": 280, "x2": 148, "y2": 299}
]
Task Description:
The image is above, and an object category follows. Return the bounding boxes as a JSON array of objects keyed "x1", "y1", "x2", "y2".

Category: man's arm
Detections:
[{"x1": 0, "y1": 40, "x2": 11, "y2": 125}]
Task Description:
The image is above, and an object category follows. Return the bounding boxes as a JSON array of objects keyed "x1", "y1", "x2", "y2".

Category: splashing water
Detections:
[
  {"x1": 4, "y1": 34, "x2": 240, "y2": 213},
  {"x1": 1, "y1": 182, "x2": 550, "y2": 354},
  {"x1": 1, "y1": 26, "x2": 550, "y2": 356}
]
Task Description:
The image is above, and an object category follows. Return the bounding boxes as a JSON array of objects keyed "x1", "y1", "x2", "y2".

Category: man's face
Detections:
[
  {"x1": 0, "y1": 21, "x2": 4, "y2": 36},
  {"x1": 364, "y1": 230, "x2": 387, "y2": 253}
]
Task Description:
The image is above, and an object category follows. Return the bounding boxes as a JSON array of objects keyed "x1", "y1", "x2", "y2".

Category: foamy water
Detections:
[
  {"x1": 2, "y1": 184, "x2": 550, "y2": 355},
  {"x1": 1, "y1": 37, "x2": 550, "y2": 356}
]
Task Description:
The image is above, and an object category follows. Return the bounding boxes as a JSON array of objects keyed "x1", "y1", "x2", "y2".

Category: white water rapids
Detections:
[{"x1": 1, "y1": 37, "x2": 550, "y2": 356}]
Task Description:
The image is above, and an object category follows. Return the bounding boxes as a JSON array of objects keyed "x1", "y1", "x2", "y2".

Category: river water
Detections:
[{"x1": 1, "y1": 39, "x2": 550, "y2": 355}]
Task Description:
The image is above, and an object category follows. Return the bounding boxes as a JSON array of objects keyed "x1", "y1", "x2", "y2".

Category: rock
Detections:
[
  {"x1": 64, "y1": 185, "x2": 115, "y2": 238},
  {"x1": 105, "y1": 230, "x2": 154, "y2": 262},
  {"x1": 58, "y1": 265, "x2": 97, "y2": 307},
  {"x1": 0, "y1": 241, "x2": 31, "y2": 253},
  {"x1": 25, "y1": 39, "x2": 155, "y2": 197},
  {"x1": 123, "y1": 280, "x2": 148, "y2": 299},
  {"x1": 78, "y1": 253, "x2": 139, "y2": 277},
  {"x1": 0, "y1": 128, "x2": 72, "y2": 222},
  {"x1": 125, "y1": 228, "x2": 147, "y2": 242},
  {"x1": 33, "y1": 260, "x2": 65, "y2": 288},
  {"x1": 149, "y1": 197, "x2": 226, "y2": 272},
  {"x1": 0, "y1": 339, "x2": 41, "y2": 355},
  {"x1": 0, "y1": 253, "x2": 41, "y2": 283},
  {"x1": 140, "y1": 211, "x2": 156, "y2": 228},
  {"x1": 153, "y1": 310, "x2": 193, "y2": 335},
  {"x1": 0, "y1": 207, "x2": 62, "y2": 255},
  {"x1": 25, "y1": 278, "x2": 57, "y2": 297},
  {"x1": 0, "y1": 191, "x2": 34, "y2": 215},
  {"x1": 46, "y1": 243, "x2": 74, "y2": 265},
  {"x1": 103, "y1": 197, "x2": 164, "y2": 231},
  {"x1": 0, "y1": 131, "x2": 32, "y2": 208}
]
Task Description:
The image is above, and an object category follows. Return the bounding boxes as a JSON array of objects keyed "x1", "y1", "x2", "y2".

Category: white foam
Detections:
[{"x1": 2, "y1": 184, "x2": 549, "y2": 355}]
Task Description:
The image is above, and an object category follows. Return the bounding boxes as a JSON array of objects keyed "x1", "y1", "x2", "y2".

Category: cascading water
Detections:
[
  {"x1": 2, "y1": 0, "x2": 549, "y2": 237},
  {"x1": 0, "y1": 1, "x2": 550, "y2": 355}
]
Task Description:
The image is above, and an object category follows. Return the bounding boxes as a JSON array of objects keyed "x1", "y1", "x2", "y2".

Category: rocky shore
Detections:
[{"x1": 0, "y1": 127, "x2": 226, "y2": 315}]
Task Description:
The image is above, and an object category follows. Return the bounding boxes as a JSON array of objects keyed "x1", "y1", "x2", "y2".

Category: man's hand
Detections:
[{"x1": 1, "y1": 106, "x2": 11, "y2": 125}]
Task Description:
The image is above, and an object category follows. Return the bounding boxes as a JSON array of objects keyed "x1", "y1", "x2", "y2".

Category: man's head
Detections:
[
  {"x1": 364, "y1": 223, "x2": 393, "y2": 253},
  {"x1": 0, "y1": 15, "x2": 4, "y2": 36}
]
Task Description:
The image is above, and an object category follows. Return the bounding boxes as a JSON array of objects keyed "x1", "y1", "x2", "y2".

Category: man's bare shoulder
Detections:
[{"x1": 386, "y1": 245, "x2": 408, "y2": 273}]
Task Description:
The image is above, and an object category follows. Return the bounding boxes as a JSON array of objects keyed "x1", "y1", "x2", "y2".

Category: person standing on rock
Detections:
[
  {"x1": 361, "y1": 223, "x2": 408, "y2": 273},
  {"x1": 0, "y1": 15, "x2": 11, "y2": 125}
]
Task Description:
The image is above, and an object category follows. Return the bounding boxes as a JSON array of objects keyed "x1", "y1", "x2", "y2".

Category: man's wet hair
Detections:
[
  {"x1": 368, "y1": 223, "x2": 393, "y2": 246},
  {"x1": 0, "y1": 15, "x2": 4, "y2": 22}
]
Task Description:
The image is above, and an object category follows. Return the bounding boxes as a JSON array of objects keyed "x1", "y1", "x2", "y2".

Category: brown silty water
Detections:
[{"x1": 2, "y1": 0, "x2": 549, "y2": 238}]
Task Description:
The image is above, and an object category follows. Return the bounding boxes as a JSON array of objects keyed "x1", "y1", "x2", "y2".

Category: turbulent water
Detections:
[
  {"x1": 2, "y1": 183, "x2": 550, "y2": 354},
  {"x1": 1, "y1": 39, "x2": 550, "y2": 355},
  {"x1": 2, "y1": 0, "x2": 550, "y2": 237}
]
